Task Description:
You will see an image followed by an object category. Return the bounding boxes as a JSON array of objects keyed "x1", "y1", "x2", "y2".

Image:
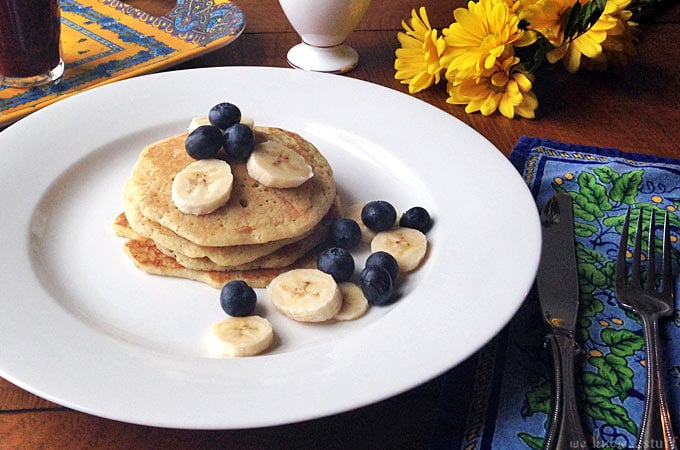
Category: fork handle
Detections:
[
  {"x1": 638, "y1": 316, "x2": 677, "y2": 450},
  {"x1": 544, "y1": 331, "x2": 588, "y2": 450}
]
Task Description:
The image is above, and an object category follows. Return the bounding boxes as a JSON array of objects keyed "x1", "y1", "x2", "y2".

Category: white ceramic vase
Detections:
[{"x1": 278, "y1": 0, "x2": 372, "y2": 73}]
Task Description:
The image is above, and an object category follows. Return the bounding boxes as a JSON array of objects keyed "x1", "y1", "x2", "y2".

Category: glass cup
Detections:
[{"x1": 0, "y1": 0, "x2": 64, "y2": 88}]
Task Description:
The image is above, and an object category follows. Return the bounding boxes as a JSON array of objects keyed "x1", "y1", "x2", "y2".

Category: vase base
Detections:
[{"x1": 286, "y1": 43, "x2": 358, "y2": 73}]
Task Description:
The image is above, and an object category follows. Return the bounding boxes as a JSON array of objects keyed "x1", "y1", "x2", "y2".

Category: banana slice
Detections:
[
  {"x1": 209, "y1": 316, "x2": 274, "y2": 357},
  {"x1": 240, "y1": 116, "x2": 255, "y2": 130},
  {"x1": 189, "y1": 115, "x2": 254, "y2": 132},
  {"x1": 334, "y1": 282, "x2": 369, "y2": 321},
  {"x1": 188, "y1": 115, "x2": 212, "y2": 133},
  {"x1": 267, "y1": 268, "x2": 342, "y2": 322},
  {"x1": 171, "y1": 159, "x2": 233, "y2": 215},
  {"x1": 345, "y1": 203, "x2": 375, "y2": 244},
  {"x1": 246, "y1": 141, "x2": 314, "y2": 188},
  {"x1": 371, "y1": 227, "x2": 427, "y2": 272}
]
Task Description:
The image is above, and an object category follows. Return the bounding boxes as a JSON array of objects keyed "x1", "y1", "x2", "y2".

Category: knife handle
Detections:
[{"x1": 544, "y1": 331, "x2": 588, "y2": 450}]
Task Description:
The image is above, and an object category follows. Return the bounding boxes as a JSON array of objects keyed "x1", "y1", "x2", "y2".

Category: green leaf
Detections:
[
  {"x1": 668, "y1": 211, "x2": 680, "y2": 230},
  {"x1": 588, "y1": 0, "x2": 607, "y2": 26},
  {"x1": 625, "y1": 309, "x2": 641, "y2": 323},
  {"x1": 579, "y1": 262, "x2": 609, "y2": 290},
  {"x1": 580, "y1": 2, "x2": 597, "y2": 29},
  {"x1": 580, "y1": 295, "x2": 604, "y2": 319},
  {"x1": 603, "y1": 211, "x2": 629, "y2": 232},
  {"x1": 601, "y1": 260, "x2": 616, "y2": 281},
  {"x1": 575, "y1": 221, "x2": 599, "y2": 237},
  {"x1": 551, "y1": 181, "x2": 567, "y2": 194},
  {"x1": 564, "y1": 1, "x2": 582, "y2": 40},
  {"x1": 582, "y1": 371, "x2": 620, "y2": 398},
  {"x1": 601, "y1": 328, "x2": 644, "y2": 357},
  {"x1": 573, "y1": 193, "x2": 598, "y2": 222},
  {"x1": 578, "y1": 172, "x2": 611, "y2": 215},
  {"x1": 609, "y1": 170, "x2": 643, "y2": 204},
  {"x1": 563, "y1": 0, "x2": 606, "y2": 41},
  {"x1": 576, "y1": 242, "x2": 606, "y2": 264},
  {"x1": 524, "y1": 382, "x2": 552, "y2": 416},
  {"x1": 583, "y1": 394, "x2": 637, "y2": 434},
  {"x1": 518, "y1": 432, "x2": 544, "y2": 450},
  {"x1": 515, "y1": 34, "x2": 553, "y2": 73},
  {"x1": 593, "y1": 166, "x2": 619, "y2": 184},
  {"x1": 590, "y1": 354, "x2": 634, "y2": 397},
  {"x1": 576, "y1": 316, "x2": 592, "y2": 343}
]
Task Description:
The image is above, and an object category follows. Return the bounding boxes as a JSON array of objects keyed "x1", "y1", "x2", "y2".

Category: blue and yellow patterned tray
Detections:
[{"x1": 0, "y1": 0, "x2": 245, "y2": 127}]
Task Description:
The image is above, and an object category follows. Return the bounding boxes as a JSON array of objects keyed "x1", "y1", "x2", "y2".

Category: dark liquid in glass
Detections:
[{"x1": 0, "y1": 0, "x2": 61, "y2": 78}]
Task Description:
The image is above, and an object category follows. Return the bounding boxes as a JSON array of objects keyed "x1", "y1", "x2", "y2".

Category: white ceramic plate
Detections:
[{"x1": 0, "y1": 67, "x2": 541, "y2": 429}]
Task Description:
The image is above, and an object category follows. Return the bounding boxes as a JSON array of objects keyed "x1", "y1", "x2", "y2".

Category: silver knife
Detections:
[{"x1": 537, "y1": 193, "x2": 588, "y2": 450}]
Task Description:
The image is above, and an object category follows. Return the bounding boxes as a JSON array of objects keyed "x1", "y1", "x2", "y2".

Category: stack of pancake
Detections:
[{"x1": 113, "y1": 126, "x2": 338, "y2": 288}]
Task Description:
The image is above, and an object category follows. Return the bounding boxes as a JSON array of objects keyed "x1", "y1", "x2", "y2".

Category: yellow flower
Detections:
[
  {"x1": 446, "y1": 55, "x2": 538, "y2": 119},
  {"x1": 546, "y1": 27, "x2": 607, "y2": 72},
  {"x1": 441, "y1": 0, "x2": 535, "y2": 82},
  {"x1": 516, "y1": 0, "x2": 584, "y2": 46},
  {"x1": 394, "y1": 7, "x2": 447, "y2": 94},
  {"x1": 547, "y1": 0, "x2": 637, "y2": 72},
  {"x1": 393, "y1": 0, "x2": 640, "y2": 119},
  {"x1": 580, "y1": 0, "x2": 638, "y2": 71}
]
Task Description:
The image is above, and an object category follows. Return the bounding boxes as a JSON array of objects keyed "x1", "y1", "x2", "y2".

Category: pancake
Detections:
[
  {"x1": 124, "y1": 196, "x2": 313, "y2": 266},
  {"x1": 122, "y1": 237, "x2": 318, "y2": 289},
  {"x1": 122, "y1": 194, "x2": 340, "y2": 267},
  {"x1": 155, "y1": 207, "x2": 332, "y2": 271},
  {"x1": 155, "y1": 233, "x2": 318, "y2": 271},
  {"x1": 124, "y1": 126, "x2": 336, "y2": 247},
  {"x1": 113, "y1": 212, "x2": 140, "y2": 240},
  {"x1": 115, "y1": 206, "x2": 332, "y2": 272}
]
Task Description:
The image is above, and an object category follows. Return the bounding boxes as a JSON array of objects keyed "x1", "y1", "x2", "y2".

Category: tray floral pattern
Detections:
[{"x1": 0, "y1": 0, "x2": 244, "y2": 127}]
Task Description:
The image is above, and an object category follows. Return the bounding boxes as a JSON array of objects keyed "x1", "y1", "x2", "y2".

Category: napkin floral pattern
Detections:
[{"x1": 433, "y1": 137, "x2": 680, "y2": 449}]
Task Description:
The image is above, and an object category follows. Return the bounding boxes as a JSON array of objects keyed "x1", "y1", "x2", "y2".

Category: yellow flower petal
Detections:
[
  {"x1": 445, "y1": 55, "x2": 538, "y2": 119},
  {"x1": 442, "y1": 0, "x2": 529, "y2": 81},
  {"x1": 544, "y1": 0, "x2": 638, "y2": 72},
  {"x1": 393, "y1": 7, "x2": 446, "y2": 92}
]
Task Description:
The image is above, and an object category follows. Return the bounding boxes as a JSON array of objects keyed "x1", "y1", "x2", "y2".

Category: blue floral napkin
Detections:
[{"x1": 431, "y1": 137, "x2": 680, "y2": 449}]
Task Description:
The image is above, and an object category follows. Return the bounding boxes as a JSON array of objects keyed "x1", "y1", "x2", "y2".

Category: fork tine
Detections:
[
  {"x1": 616, "y1": 207, "x2": 632, "y2": 291},
  {"x1": 631, "y1": 208, "x2": 644, "y2": 287},
  {"x1": 647, "y1": 209, "x2": 656, "y2": 291},
  {"x1": 662, "y1": 211, "x2": 673, "y2": 301}
]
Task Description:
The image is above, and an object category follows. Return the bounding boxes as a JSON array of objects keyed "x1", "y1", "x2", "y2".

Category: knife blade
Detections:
[{"x1": 536, "y1": 193, "x2": 588, "y2": 450}]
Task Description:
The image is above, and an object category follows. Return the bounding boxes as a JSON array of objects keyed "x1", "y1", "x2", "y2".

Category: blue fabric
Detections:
[{"x1": 432, "y1": 137, "x2": 680, "y2": 449}]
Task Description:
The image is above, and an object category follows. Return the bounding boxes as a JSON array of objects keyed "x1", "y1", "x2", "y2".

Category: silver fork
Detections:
[{"x1": 616, "y1": 207, "x2": 676, "y2": 450}]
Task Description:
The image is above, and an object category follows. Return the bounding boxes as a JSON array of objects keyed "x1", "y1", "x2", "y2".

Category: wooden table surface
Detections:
[{"x1": 1, "y1": 0, "x2": 678, "y2": 448}]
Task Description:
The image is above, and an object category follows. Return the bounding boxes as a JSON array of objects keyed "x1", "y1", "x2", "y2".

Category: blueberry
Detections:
[
  {"x1": 365, "y1": 251, "x2": 399, "y2": 281},
  {"x1": 361, "y1": 200, "x2": 397, "y2": 232},
  {"x1": 360, "y1": 266, "x2": 394, "y2": 306},
  {"x1": 317, "y1": 247, "x2": 355, "y2": 282},
  {"x1": 184, "y1": 125, "x2": 223, "y2": 159},
  {"x1": 223, "y1": 123, "x2": 255, "y2": 161},
  {"x1": 329, "y1": 218, "x2": 361, "y2": 249},
  {"x1": 209, "y1": 102, "x2": 241, "y2": 129},
  {"x1": 220, "y1": 280, "x2": 257, "y2": 316},
  {"x1": 400, "y1": 206, "x2": 432, "y2": 233}
]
